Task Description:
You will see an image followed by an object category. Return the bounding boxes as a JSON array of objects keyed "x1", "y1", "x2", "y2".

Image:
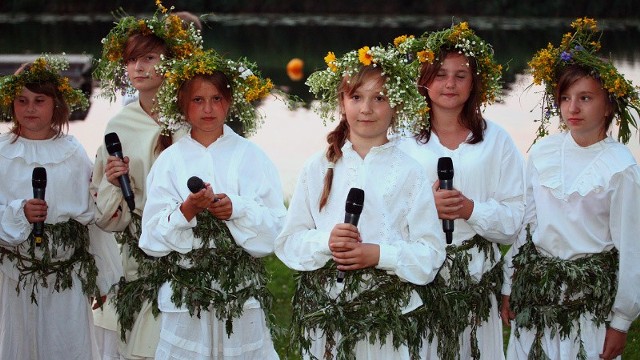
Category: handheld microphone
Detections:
[
  {"x1": 437, "y1": 157, "x2": 454, "y2": 244},
  {"x1": 337, "y1": 187, "x2": 365, "y2": 283},
  {"x1": 104, "y1": 132, "x2": 136, "y2": 213},
  {"x1": 187, "y1": 176, "x2": 205, "y2": 193},
  {"x1": 32, "y1": 167, "x2": 47, "y2": 246},
  {"x1": 187, "y1": 176, "x2": 219, "y2": 203}
]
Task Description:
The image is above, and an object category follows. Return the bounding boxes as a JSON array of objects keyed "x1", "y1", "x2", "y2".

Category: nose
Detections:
[
  {"x1": 444, "y1": 75, "x2": 455, "y2": 89},
  {"x1": 203, "y1": 99, "x2": 213, "y2": 113},
  {"x1": 360, "y1": 99, "x2": 373, "y2": 114},
  {"x1": 568, "y1": 98, "x2": 579, "y2": 113}
]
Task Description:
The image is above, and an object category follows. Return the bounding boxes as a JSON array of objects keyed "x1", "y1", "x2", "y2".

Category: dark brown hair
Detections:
[
  {"x1": 555, "y1": 64, "x2": 616, "y2": 132},
  {"x1": 416, "y1": 49, "x2": 486, "y2": 144},
  {"x1": 318, "y1": 66, "x2": 387, "y2": 210},
  {"x1": 122, "y1": 33, "x2": 168, "y2": 63},
  {"x1": 11, "y1": 63, "x2": 69, "y2": 140},
  {"x1": 177, "y1": 72, "x2": 233, "y2": 117}
]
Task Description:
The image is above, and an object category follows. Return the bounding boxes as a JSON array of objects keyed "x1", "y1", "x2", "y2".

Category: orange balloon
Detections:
[{"x1": 286, "y1": 58, "x2": 304, "y2": 81}]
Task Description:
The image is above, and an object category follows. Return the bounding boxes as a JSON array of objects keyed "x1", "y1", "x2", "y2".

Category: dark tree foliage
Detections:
[{"x1": 0, "y1": 0, "x2": 638, "y2": 18}]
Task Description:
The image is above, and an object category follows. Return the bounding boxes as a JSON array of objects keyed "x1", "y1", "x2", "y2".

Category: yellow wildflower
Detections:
[
  {"x1": 324, "y1": 52, "x2": 337, "y2": 72},
  {"x1": 417, "y1": 50, "x2": 434, "y2": 64},
  {"x1": 358, "y1": 46, "x2": 373, "y2": 66}
]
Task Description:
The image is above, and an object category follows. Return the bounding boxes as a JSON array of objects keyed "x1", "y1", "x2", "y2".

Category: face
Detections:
[
  {"x1": 126, "y1": 51, "x2": 164, "y2": 94},
  {"x1": 426, "y1": 53, "x2": 473, "y2": 114},
  {"x1": 186, "y1": 78, "x2": 230, "y2": 146},
  {"x1": 342, "y1": 74, "x2": 394, "y2": 147},
  {"x1": 13, "y1": 87, "x2": 55, "y2": 140},
  {"x1": 559, "y1": 76, "x2": 610, "y2": 146}
]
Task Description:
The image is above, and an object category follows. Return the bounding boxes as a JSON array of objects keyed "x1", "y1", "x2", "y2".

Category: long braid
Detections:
[{"x1": 318, "y1": 118, "x2": 349, "y2": 210}]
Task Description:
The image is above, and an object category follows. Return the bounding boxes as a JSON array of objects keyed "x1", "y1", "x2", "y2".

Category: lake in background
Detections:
[{"x1": 2, "y1": 16, "x2": 639, "y2": 197}]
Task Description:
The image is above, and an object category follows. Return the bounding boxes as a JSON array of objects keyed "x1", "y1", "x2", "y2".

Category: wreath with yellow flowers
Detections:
[
  {"x1": 154, "y1": 50, "x2": 273, "y2": 136},
  {"x1": 394, "y1": 22, "x2": 504, "y2": 108},
  {"x1": 93, "y1": 0, "x2": 203, "y2": 102},
  {"x1": 529, "y1": 17, "x2": 640, "y2": 144},
  {"x1": 306, "y1": 44, "x2": 429, "y2": 132},
  {"x1": 0, "y1": 55, "x2": 89, "y2": 121}
]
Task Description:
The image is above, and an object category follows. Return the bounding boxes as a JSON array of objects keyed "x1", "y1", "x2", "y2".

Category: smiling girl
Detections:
[
  {"x1": 275, "y1": 45, "x2": 445, "y2": 359},
  {"x1": 395, "y1": 23, "x2": 525, "y2": 360}
]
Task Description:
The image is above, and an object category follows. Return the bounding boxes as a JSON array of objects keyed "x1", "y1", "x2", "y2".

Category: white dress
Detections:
[
  {"x1": 275, "y1": 138, "x2": 446, "y2": 359},
  {"x1": 398, "y1": 120, "x2": 526, "y2": 360},
  {"x1": 139, "y1": 125, "x2": 286, "y2": 360},
  {"x1": 503, "y1": 133, "x2": 640, "y2": 360},
  {"x1": 0, "y1": 133, "x2": 108, "y2": 360},
  {"x1": 91, "y1": 100, "x2": 184, "y2": 359}
]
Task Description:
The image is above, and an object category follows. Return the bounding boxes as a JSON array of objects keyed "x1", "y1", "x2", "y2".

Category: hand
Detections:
[
  {"x1": 91, "y1": 295, "x2": 107, "y2": 310},
  {"x1": 331, "y1": 241, "x2": 380, "y2": 271},
  {"x1": 105, "y1": 155, "x2": 130, "y2": 187},
  {"x1": 181, "y1": 183, "x2": 216, "y2": 221},
  {"x1": 329, "y1": 223, "x2": 361, "y2": 253},
  {"x1": 432, "y1": 180, "x2": 474, "y2": 221},
  {"x1": 207, "y1": 193, "x2": 232, "y2": 220},
  {"x1": 500, "y1": 295, "x2": 515, "y2": 327},
  {"x1": 600, "y1": 327, "x2": 627, "y2": 360},
  {"x1": 24, "y1": 198, "x2": 48, "y2": 223}
]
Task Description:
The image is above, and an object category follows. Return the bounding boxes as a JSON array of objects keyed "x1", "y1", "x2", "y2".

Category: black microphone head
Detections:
[
  {"x1": 187, "y1": 176, "x2": 205, "y2": 193},
  {"x1": 345, "y1": 187, "x2": 365, "y2": 215},
  {"x1": 104, "y1": 132, "x2": 122, "y2": 155},
  {"x1": 437, "y1": 157, "x2": 454, "y2": 181},
  {"x1": 32, "y1": 167, "x2": 47, "y2": 188}
]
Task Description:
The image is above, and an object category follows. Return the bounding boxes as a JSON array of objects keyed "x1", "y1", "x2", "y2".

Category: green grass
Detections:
[{"x1": 264, "y1": 254, "x2": 640, "y2": 359}]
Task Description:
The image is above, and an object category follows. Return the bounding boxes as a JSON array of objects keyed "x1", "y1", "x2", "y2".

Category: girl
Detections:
[
  {"x1": 139, "y1": 50, "x2": 284, "y2": 359},
  {"x1": 395, "y1": 23, "x2": 525, "y2": 360},
  {"x1": 0, "y1": 56, "x2": 99, "y2": 359},
  {"x1": 90, "y1": 2, "x2": 204, "y2": 358},
  {"x1": 502, "y1": 18, "x2": 640, "y2": 360},
  {"x1": 275, "y1": 45, "x2": 446, "y2": 359}
]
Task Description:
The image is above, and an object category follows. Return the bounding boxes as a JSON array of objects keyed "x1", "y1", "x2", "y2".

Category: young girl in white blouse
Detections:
[
  {"x1": 395, "y1": 23, "x2": 525, "y2": 360},
  {"x1": 0, "y1": 56, "x2": 101, "y2": 359},
  {"x1": 139, "y1": 50, "x2": 284, "y2": 360},
  {"x1": 501, "y1": 18, "x2": 640, "y2": 360},
  {"x1": 275, "y1": 45, "x2": 446, "y2": 359}
]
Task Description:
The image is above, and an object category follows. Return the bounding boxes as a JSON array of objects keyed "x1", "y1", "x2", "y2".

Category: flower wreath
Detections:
[
  {"x1": 529, "y1": 17, "x2": 640, "y2": 144},
  {"x1": 0, "y1": 54, "x2": 89, "y2": 121},
  {"x1": 155, "y1": 49, "x2": 273, "y2": 136},
  {"x1": 93, "y1": 0, "x2": 204, "y2": 102},
  {"x1": 394, "y1": 22, "x2": 504, "y2": 107},
  {"x1": 306, "y1": 44, "x2": 429, "y2": 132}
]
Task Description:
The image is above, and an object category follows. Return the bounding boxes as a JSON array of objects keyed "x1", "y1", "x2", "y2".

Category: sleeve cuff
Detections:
[
  {"x1": 225, "y1": 193, "x2": 244, "y2": 220},
  {"x1": 377, "y1": 243, "x2": 399, "y2": 271},
  {"x1": 610, "y1": 314, "x2": 633, "y2": 333}
]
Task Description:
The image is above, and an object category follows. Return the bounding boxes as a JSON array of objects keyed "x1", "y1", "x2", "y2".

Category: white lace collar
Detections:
[
  {"x1": 531, "y1": 133, "x2": 635, "y2": 198},
  {"x1": 0, "y1": 133, "x2": 80, "y2": 165}
]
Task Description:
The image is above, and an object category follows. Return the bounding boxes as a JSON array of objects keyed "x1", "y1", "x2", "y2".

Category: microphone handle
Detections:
[
  {"x1": 439, "y1": 179, "x2": 454, "y2": 244},
  {"x1": 111, "y1": 150, "x2": 136, "y2": 212},
  {"x1": 33, "y1": 187, "x2": 46, "y2": 242},
  {"x1": 337, "y1": 212, "x2": 361, "y2": 283}
]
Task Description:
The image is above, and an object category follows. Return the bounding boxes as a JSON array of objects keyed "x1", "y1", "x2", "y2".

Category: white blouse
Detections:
[
  {"x1": 398, "y1": 120, "x2": 526, "y2": 281},
  {"x1": 503, "y1": 132, "x2": 640, "y2": 332},
  {"x1": 139, "y1": 125, "x2": 286, "y2": 312},
  {"x1": 275, "y1": 137, "x2": 446, "y2": 286}
]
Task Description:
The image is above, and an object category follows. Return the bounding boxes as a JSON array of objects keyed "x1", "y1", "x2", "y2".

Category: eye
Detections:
[
  {"x1": 350, "y1": 94, "x2": 361, "y2": 101},
  {"x1": 559, "y1": 95, "x2": 570, "y2": 102},
  {"x1": 375, "y1": 95, "x2": 387, "y2": 102},
  {"x1": 580, "y1": 95, "x2": 591, "y2": 101},
  {"x1": 212, "y1": 95, "x2": 223, "y2": 102},
  {"x1": 192, "y1": 97, "x2": 203, "y2": 103},
  {"x1": 126, "y1": 57, "x2": 137, "y2": 64}
]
